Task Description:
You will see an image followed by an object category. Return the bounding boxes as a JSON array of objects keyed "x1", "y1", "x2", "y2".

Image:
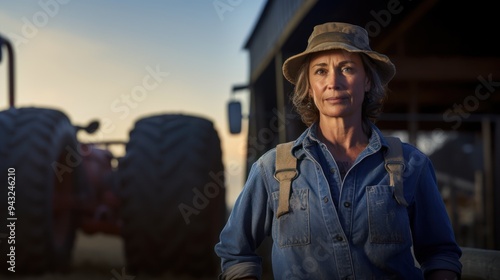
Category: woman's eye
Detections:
[
  {"x1": 342, "y1": 67, "x2": 354, "y2": 74},
  {"x1": 315, "y1": 69, "x2": 327, "y2": 75}
]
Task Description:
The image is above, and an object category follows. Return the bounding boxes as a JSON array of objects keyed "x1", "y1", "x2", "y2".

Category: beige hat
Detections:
[{"x1": 282, "y1": 22, "x2": 396, "y2": 86}]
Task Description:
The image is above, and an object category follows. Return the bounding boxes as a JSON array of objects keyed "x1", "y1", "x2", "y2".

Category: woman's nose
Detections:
[{"x1": 327, "y1": 70, "x2": 342, "y2": 90}]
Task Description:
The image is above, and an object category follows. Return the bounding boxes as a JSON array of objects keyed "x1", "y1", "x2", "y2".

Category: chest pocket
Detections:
[
  {"x1": 272, "y1": 188, "x2": 310, "y2": 247},
  {"x1": 366, "y1": 185, "x2": 410, "y2": 244}
]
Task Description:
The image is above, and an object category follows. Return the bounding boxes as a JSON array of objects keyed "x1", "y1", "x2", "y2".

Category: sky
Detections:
[{"x1": 0, "y1": 0, "x2": 267, "y2": 207}]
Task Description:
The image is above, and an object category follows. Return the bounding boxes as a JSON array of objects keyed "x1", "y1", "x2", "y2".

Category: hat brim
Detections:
[{"x1": 282, "y1": 42, "x2": 396, "y2": 86}]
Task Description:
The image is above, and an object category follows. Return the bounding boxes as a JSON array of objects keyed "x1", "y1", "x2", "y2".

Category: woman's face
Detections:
[{"x1": 308, "y1": 49, "x2": 370, "y2": 122}]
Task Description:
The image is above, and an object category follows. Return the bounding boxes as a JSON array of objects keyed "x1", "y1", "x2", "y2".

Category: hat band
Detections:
[{"x1": 308, "y1": 32, "x2": 370, "y2": 51}]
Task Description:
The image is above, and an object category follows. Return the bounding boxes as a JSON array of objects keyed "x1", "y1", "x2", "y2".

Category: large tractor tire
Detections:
[
  {"x1": 0, "y1": 107, "x2": 83, "y2": 275},
  {"x1": 118, "y1": 114, "x2": 226, "y2": 278}
]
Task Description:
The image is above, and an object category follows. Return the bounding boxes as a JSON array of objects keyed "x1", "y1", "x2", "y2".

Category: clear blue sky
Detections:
[{"x1": 0, "y1": 0, "x2": 266, "y2": 206}]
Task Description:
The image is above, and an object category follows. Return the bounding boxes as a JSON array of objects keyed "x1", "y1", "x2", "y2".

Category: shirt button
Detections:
[
  {"x1": 343, "y1": 202, "x2": 351, "y2": 208},
  {"x1": 323, "y1": 196, "x2": 329, "y2": 203},
  {"x1": 335, "y1": 235, "x2": 344, "y2": 241},
  {"x1": 330, "y1": 167, "x2": 336, "y2": 173}
]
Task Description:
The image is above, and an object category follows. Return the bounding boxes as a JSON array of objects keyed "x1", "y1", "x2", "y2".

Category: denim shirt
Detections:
[{"x1": 215, "y1": 123, "x2": 462, "y2": 279}]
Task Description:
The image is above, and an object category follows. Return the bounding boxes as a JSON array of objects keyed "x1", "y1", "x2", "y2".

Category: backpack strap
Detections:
[
  {"x1": 274, "y1": 141, "x2": 297, "y2": 218},
  {"x1": 384, "y1": 136, "x2": 409, "y2": 207}
]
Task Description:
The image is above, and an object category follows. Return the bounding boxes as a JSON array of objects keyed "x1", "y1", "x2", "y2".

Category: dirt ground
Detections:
[{"x1": 5, "y1": 231, "x2": 215, "y2": 280}]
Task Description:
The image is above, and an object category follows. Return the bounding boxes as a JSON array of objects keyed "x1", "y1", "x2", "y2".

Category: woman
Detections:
[{"x1": 215, "y1": 22, "x2": 462, "y2": 279}]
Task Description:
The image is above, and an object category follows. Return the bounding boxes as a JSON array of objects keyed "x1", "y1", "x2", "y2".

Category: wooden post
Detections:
[
  {"x1": 494, "y1": 117, "x2": 500, "y2": 249},
  {"x1": 474, "y1": 170, "x2": 484, "y2": 247},
  {"x1": 408, "y1": 82, "x2": 418, "y2": 146},
  {"x1": 275, "y1": 51, "x2": 286, "y2": 144},
  {"x1": 482, "y1": 118, "x2": 494, "y2": 249}
]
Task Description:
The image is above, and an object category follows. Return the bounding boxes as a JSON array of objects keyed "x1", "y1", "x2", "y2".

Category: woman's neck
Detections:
[{"x1": 317, "y1": 117, "x2": 369, "y2": 162}]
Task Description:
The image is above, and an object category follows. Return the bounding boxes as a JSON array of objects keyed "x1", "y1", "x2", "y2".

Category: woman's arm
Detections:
[
  {"x1": 215, "y1": 157, "x2": 274, "y2": 280},
  {"x1": 408, "y1": 152, "x2": 462, "y2": 277}
]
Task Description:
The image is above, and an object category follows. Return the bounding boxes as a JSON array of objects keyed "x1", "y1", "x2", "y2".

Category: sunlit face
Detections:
[{"x1": 308, "y1": 50, "x2": 371, "y2": 122}]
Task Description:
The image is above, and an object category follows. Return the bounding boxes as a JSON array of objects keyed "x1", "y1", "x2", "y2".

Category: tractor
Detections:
[{"x1": 0, "y1": 33, "x2": 226, "y2": 278}]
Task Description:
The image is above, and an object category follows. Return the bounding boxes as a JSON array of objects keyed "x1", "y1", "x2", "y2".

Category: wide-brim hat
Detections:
[{"x1": 282, "y1": 22, "x2": 396, "y2": 86}]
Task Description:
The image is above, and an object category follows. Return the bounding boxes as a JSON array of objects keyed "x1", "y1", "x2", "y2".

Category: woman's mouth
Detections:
[{"x1": 325, "y1": 96, "x2": 348, "y2": 104}]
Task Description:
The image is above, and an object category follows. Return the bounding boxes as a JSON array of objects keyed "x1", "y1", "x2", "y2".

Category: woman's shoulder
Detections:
[
  {"x1": 397, "y1": 140, "x2": 434, "y2": 171},
  {"x1": 379, "y1": 133, "x2": 431, "y2": 166},
  {"x1": 253, "y1": 128, "x2": 310, "y2": 170},
  {"x1": 249, "y1": 146, "x2": 278, "y2": 174},
  {"x1": 255, "y1": 139, "x2": 301, "y2": 170},
  {"x1": 399, "y1": 140, "x2": 429, "y2": 158}
]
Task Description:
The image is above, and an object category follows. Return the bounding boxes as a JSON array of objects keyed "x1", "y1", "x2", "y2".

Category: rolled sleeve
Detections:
[{"x1": 420, "y1": 255, "x2": 463, "y2": 277}]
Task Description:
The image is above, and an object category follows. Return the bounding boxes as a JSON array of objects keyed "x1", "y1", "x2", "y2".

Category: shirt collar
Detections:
[{"x1": 298, "y1": 121, "x2": 385, "y2": 153}]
